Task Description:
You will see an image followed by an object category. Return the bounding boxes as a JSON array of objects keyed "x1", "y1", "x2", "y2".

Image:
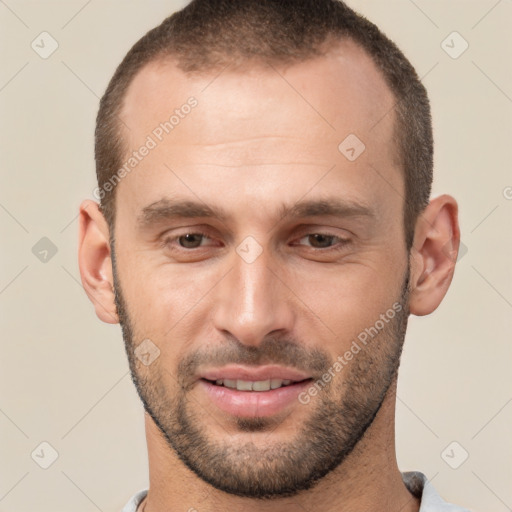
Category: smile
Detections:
[{"x1": 204, "y1": 378, "x2": 303, "y2": 391}]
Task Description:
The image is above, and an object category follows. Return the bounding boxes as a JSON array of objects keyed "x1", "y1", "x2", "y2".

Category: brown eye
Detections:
[
  {"x1": 178, "y1": 233, "x2": 206, "y2": 248},
  {"x1": 306, "y1": 234, "x2": 336, "y2": 248},
  {"x1": 292, "y1": 232, "x2": 350, "y2": 253}
]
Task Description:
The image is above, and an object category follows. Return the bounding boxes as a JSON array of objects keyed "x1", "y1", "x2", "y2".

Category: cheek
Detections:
[
  {"x1": 287, "y1": 259, "x2": 405, "y2": 353},
  {"x1": 117, "y1": 256, "x2": 221, "y2": 350}
]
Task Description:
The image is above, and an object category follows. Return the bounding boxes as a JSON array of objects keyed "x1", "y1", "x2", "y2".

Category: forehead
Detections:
[
  {"x1": 121, "y1": 38, "x2": 396, "y2": 147},
  {"x1": 116, "y1": 38, "x2": 401, "y2": 222}
]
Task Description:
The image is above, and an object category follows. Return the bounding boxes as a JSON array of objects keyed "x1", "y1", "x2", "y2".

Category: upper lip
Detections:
[{"x1": 199, "y1": 365, "x2": 311, "y2": 382}]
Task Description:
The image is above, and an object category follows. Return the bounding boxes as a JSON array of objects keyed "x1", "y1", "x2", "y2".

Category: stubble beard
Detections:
[{"x1": 112, "y1": 247, "x2": 410, "y2": 499}]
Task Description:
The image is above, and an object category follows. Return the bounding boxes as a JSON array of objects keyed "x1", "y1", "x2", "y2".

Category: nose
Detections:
[{"x1": 212, "y1": 245, "x2": 295, "y2": 347}]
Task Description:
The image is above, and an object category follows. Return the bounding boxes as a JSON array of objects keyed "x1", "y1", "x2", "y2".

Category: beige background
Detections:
[{"x1": 0, "y1": 1, "x2": 511, "y2": 510}]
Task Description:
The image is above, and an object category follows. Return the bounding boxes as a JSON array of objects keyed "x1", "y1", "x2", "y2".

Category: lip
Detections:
[
  {"x1": 199, "y1": 364, "x2": 311, "y2": 382},
  {"x1": 199, "y1": 378, "x2": 312, "y2": 418}
]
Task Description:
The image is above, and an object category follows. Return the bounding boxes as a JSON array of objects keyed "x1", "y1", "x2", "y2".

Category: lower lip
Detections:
[{"x1": 198, "y1": 379, "x2": 312, "y2": 418}]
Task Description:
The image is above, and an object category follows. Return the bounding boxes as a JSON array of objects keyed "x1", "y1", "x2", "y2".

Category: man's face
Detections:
[{"x1": 112, "y1": 40, "x2": 410, "y2": 497}]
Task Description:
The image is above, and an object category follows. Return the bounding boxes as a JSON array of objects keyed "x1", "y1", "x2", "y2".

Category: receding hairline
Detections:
[
  {"x1": 117, "y1": 35, "x2": 400, "y2": 162},
  {"x1": 122, "y1": 34, "x2": 392, "y2": 97}
]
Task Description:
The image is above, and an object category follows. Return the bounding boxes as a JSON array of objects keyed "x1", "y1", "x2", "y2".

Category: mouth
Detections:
[
  {"x1": 202, "y1": 377, "x2": 309, "y2": 391},
  {"x1": 197, "y1": 366, "x2": 314, "y2": 418}
]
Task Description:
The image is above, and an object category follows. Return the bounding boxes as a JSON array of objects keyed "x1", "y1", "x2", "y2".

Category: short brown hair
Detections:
[{"x1": 95, "y1": 0, "x2": 433, "y2": 249}]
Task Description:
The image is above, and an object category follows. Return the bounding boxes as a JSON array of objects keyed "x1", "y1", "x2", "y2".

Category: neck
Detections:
[{"x1": 140, "y1": 379, "x2": 420, "y2": 512}]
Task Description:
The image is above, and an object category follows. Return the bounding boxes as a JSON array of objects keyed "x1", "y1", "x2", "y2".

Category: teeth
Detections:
[
  {"x1": 236, "y1": 380, "x2": 253, "y2": 391},
  {"x1": 213, "y1": 378, "x2": 295, "y2": 391},
  {"x1": 270, "y1": 379, "x2": 283, "y2": 389},
  {"x1": 252, "y1": 380, "x2": 271, "y2": 391}
]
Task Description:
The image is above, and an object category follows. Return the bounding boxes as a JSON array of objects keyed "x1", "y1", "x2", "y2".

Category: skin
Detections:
[{"x1": 78, "y1": 38, "x2": 459, "y2": 512}]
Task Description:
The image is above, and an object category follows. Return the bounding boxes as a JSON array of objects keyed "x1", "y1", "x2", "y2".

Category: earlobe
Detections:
[
  {"x1": 78, "y1": 200, "x2": 119, "y2": 324},
  {"x1": 408, "y1": 195, "x2": 460, "y2": 316}
]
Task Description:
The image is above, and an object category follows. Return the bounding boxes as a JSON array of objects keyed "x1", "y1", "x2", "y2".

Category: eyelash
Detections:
[
  {"x1": 293, "y1": 233, "x2": 350, "y2": 250},
  {"x1": 162, "y1": 231, "x2": 350, "y2": 252},
  {"x1": 163, "y1": 231, "x2": 214, "y2": 249}
]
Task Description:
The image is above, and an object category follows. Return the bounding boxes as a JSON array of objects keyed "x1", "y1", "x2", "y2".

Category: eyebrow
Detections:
[
  {"x1": 137, "y1": 197, "x2": 375, "y2": 228},
  {"x1": 279, "y1": 198, "x2": 375, "y2": 222},
  {"x1": 138, "y1": 199, "x2": 229, "y2": 227}
]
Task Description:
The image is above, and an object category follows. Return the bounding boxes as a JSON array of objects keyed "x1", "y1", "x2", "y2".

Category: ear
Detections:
[
  {"x1": 78, "y1": 200, "x2": 119, "y2": 324},
  {"x1": 408, "y1": 194, "x2": 460, "y2": 316}
]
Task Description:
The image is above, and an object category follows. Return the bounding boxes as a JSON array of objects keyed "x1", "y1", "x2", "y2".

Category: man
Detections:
[{"x1": 78, "y1": 0, "x2": 470, "y2": 510}]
